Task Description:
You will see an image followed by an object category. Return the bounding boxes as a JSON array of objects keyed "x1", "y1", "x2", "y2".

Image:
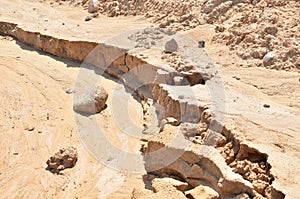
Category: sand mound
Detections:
[{"x1": 207, "y1": 0, "x2": 300, "y2": 71}]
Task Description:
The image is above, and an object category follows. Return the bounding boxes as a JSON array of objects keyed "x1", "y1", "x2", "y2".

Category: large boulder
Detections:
[{"x1": 73, "y1": 85, "x2": 108, "y2": 114}]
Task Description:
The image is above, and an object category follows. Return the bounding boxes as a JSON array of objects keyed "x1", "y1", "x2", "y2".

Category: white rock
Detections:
[
  {"x1": 88, "y1": 0, "x2": 99, "y2": 13},
  {"x1": 263, "y1": 52, "x2": 275, "y2": 64}
]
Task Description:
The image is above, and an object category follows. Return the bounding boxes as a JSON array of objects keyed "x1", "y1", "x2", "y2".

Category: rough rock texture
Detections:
[
  {"x1": 131, "y1": 183, "x2": 187, "y2": 199},
  {"x1": 185, "y1": 184, "x2": 219, "y2": 199},
  {"x1": 144, "y1": 129, "x2": 255, "y2": 197},
  {"x1": 46, "y1": 147, "x2": 78, "y2": 174},
  {"x1": 210, "y1": 0, "x2": 300, "y2": 71},
  {"x1": 152, "y1": 177, "x2": 188, "y2": 192},
  {"x1": 73, "y1": 85, "x2": 108, "y2": 114}
]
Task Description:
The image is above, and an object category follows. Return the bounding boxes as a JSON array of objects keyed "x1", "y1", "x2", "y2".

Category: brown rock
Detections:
[
  {"x1": 46, "y1": 147, "x2": 78, "y2": 174},
  {"x1": 252, "y1": 180, "x2": 268, "y2": 195}
]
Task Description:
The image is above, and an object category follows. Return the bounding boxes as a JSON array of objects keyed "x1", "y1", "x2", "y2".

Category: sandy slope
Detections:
[{"x1": 0, "y1": 36, "x2": 146, "y2": 198}]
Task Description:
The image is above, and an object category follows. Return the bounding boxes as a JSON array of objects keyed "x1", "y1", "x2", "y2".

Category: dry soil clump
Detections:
[{"x1": 46, "y1": 147, "x2": 78, "y2": 174}]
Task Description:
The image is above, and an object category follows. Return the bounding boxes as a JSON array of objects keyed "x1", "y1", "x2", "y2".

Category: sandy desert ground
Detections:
[{"x1": 0, "y1": 0, "x2": 299, "y2": 199}]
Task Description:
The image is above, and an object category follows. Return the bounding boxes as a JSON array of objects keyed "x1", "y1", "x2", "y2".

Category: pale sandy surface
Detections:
[{"x1": 0, "y1": 0, "x2": 300, "y2": 198}]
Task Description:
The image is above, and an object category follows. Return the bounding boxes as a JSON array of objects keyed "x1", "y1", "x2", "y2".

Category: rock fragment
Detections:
[
  {"x1": 66, "y1": 87, "x2": 75, "y2": 94},
  {"x1": 165, "y1": 39, "x2": 178, "y2": 53},
  {"x1": 263, "y1": 52, "x2": 275, "y2": 65},
  {"x1": 84, "y1": 16, "x2": 93, "y2": 21},
  {"x1": 88, "y1": 0, "x2": 99, "y2": 13},
  {"x1": 46, "y1": 147, "x2": 78, "y2": 174},
  {"x1": 198, "y1": 40, "x2": 205, "y2": 48}
]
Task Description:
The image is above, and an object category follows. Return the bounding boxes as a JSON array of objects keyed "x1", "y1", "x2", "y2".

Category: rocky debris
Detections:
[
  {"x1": 185, "y1": 184, "x2": 219, "y2": 199},
  {"x1": 81, "y1": 0, "x2": 202, "y2": 31},
  {"x1": 46, "y1": 147, "x2": 78, "y2": 174},
  {"x1": 128, "y1": 27, "x2": 169, "y2": 49},
  {"x1": 165, "y1": 39, "x2": 178, "y2": 53},
  {"x1": 73, "y1": 85, "x2": 108, "y2": 114},
  {"x1": 202, "y1": 129, "x2": 227, "y2": 147},
  {"x1": 88, "y1": 0, "x2": 99, "y2": 13},
  {"x1": 161, "y1": 52, "x2": 194, "y2": 72},
  {"x1": 152, "y1": 177, "x2": 188, "y2": 192},
  {"x1": 210, "y1": 0, "x2": 300, "y2": 71}
]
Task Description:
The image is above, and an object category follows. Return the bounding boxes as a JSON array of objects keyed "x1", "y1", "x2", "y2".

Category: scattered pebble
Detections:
[
  {"x1": 66, "y1": 88, "x2": 76, "y2": 94},
  {"x1": 198, "y1": 40, "x2": 205, "y2": 48},
  {"x1": 263, "y1": 104, "x2": 270, "y2": 108},
  {"x1": 25, "y1": 126, "x2": 35, "y2": 131},
  {"x1": 84, "y1": 16, "x2": 93, "y2": 21},
  {"x1": 233, "y1": 76, "x2": 241, "y2": 80}
]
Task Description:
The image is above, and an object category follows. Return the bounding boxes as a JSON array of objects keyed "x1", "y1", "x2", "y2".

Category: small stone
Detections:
[
  {"x1": 165, "y1": 39, "x2": 178, "y2": 53},
  {"x1": 198, "y1": 40, "x2": 205, "y2": 48},
  {"x1": 25, "y1": 126, "x2": 35, "y2": 131},
  {"x1": 166, "y1": 117, "x2": 179, "y2": 126},
  {"x1": 263, "y1": 52, "x2": 275, "y2": 65},
  {"x1": 66, "y1": 88, "x2": 76, "y2": 94},
  {"x1": 84, "y1": 16, "x2": 93, "y2": 21},
  {"x1": 263, "y1": 104, "x2": 270, "y2": 108}
]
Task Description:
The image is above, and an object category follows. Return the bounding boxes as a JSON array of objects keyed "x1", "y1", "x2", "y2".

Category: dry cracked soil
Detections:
[{"x1": 0, "y1": 0, "x2": 299, "y2": 199}]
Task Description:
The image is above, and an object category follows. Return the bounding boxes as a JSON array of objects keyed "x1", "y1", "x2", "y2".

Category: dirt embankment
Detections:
[{"x1": 51, "y1": 0, "x2": 300, "y2": 71}]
